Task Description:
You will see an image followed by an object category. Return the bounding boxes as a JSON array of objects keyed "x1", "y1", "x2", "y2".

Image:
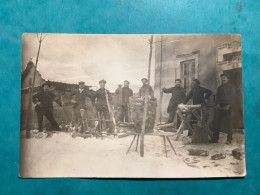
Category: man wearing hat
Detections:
[
  {"x1": 162, "y1": 79, "x2": 186, "y2": 126},
  {"x1": 118, "y1": 80, "x2": 133, "y2": 122},
  {"x1": 115, "y1": 84, "x2": 123, "y2": 107},
  {"x1": 71, "y1": 81, "x2": 92, "y2": 133},
  {"x1": 138, "y1": 78, "x2": 154, "y2": 98},
  {"x1": 210, "y1": 73, "x2": 235, "y2": 144},
  {"x1": 183, "y1": 79, "x2": 212, "y2": 105},
  {"x1": 183, "y1": 79, "x2": 212, "y2": 136},
  {"x1": 92, "y1": 79, "x2": 115, "y2": 133},
  {"x1": 32, "y1": 82, "x2": 62, "y2": 132}
]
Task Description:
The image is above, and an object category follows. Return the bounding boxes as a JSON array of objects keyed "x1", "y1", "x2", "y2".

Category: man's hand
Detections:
[
  {"x1": 71, "y1": 99, "x2": 77, "y2": 104},
  {"x1": 224, "y1": 104, "x2": 230, "y2": 111},
  {"x1": 162, "y1": 88, "x2": 166, "y2": 92},
  {"x1": 36, "y1": 101, "x2": 41, "y2": 106}
]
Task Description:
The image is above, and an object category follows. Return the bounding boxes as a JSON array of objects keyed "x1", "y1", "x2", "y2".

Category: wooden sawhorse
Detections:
[{"x1": 126, "y1": 132, "x2": 177, "y2": 157}]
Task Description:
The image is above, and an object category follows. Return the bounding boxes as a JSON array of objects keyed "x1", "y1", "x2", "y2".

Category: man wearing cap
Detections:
[
  {"x1": 71, "y1": 81, "x2": 92, "y2": 133},
  {"x1": 162, "y1": 79, "x2": 186, "y2": 126},
  {"x1": 183, "y1": 79, "x2": 212, "y2": 136},
  {"x1": 92, "y1": 79, "x2": 115, "y2": 133},
  {"x1": 115, "y1": 84, "x2": 123, "y2": 107},
  {"x1": 210, "y1": 74, "x2": 235, "y2": 144},
  {"x1": 183, "y1": 79, "x2": 212, "y2": 105},
  {"x1": 138, "y1": 78, "x2": 154, "y2": 98},
  {"x1": 32, "y1": 82, "x2": 62, "y2": 132},
  {"x1": 118, "y1": 80, "x2": 133, "y2": 122}
]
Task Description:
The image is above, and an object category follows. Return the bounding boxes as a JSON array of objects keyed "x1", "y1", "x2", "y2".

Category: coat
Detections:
[
  {"x1": 183, "y1": 86, "x2": 212, "y2": 105},
  {"x1": 92, "y1": 88, "x2": 112, "y2": 109},
  {"x1": 138, "y1": 85, "x2": 154, "y2": 98},
  {"x1": 32, "y1": 91, "x2": 57, "y2": 108},
  {"x1": 71, "y1": 89, "x2": 92, "y2": 109},
  {"x1": 163, "y1": 86, "x2": 186, "y2": 113},
  {"x1": 115, "y1": 87, "x2": 133, "y2": 106},
  {"x1": 216, "y1": 83, "x2": 235, "y2": 107}
]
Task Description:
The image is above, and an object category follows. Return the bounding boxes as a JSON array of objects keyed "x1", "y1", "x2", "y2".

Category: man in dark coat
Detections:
[
  {"x1": 138, "y1": 78, "x2": 154, "y2": 98},
  {"x1": 210, "y1": 74, "x2": 235, "y2": 144},
  {"x1": 71, "y1": 81, "x2": 92, "y2": 133},
  {"x1": 92, "y1": 79, "x2": 115, "y2": 133},
  {"x1": 32, "y1": 83, "x2": 62, "y2": 132},
  {"x1": 183, "y1": 79, "x2": 212, "y2": 105},
  {"x1": 116, "y1": 80, "x2": 133, "y2": 122},
  {"x1": 183, "y1": 79, "x2": 212, "y2": 136},
  {"x1": 162, "y1": 79, "x2": 186, "y2": 126}
]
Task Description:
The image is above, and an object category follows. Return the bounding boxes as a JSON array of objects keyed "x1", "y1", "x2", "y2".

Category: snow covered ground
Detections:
[{"x1": 19, "y1": 130, "x2": 245, "y2": 178}]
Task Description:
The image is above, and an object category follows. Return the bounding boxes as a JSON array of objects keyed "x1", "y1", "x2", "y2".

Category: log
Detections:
[
  {"x1": 155, "y1": 122, "x2": 174, "y2": 129},
  {"x1": 188, "y1": 149, "x2": 209, "y2": 156}
]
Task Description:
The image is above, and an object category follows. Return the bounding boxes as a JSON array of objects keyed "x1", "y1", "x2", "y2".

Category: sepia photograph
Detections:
[{"x1": 19, "y1": 34, "x2": 245, "y2": 178}]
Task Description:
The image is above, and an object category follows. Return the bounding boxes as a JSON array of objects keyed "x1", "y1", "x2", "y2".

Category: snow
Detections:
[{"x1": 19, "y1": 130, "x2": 245, "y2": 178}]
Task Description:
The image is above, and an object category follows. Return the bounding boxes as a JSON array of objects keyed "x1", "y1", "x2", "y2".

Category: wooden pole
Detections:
[
  {"x1": 32, "y1": 34, "x2": 43, "y2": 90},
  {"x1": 140, "y1": 35, "x2": 154, "y2": 157},
  {"x1": 26, "y1": 78, "x2": 32, "y2": 138},
  {"x1": 159, "y1": 36, "x2": 163, "y2": 123}
]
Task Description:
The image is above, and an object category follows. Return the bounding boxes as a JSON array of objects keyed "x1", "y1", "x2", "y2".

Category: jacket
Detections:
[
  {"x1": 183, "y1": 86, "x2": 212, "y2": 105},
  {"x1": 163, "y1": 86, "x2": 186, "y2": 113}
]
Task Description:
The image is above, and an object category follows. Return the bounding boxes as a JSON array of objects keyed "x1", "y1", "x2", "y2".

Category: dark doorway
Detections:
[{"x1": 223, "y1": 68, "x2": 244, "y2": 129}]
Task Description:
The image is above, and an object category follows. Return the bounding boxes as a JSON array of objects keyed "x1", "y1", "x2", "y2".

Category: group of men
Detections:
[
  {"x1": 32, "y1": 77, "x2": 154, "y2": 134},
  {"x1": 32, "y1": 73, "x2": 235, "y2": 143},
  {"x1": 162, "y1": 74, "x2": 235, "y2": 144}
]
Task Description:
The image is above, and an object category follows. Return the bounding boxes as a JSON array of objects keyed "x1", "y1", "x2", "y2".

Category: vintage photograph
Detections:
[{"x1": 19, "y1": 34, "x2": 245, "y2": 178}]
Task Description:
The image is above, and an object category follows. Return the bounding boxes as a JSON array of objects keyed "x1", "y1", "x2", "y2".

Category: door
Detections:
[{"x1": 180, "y1": 59, "x2": 196, "y2": 93}]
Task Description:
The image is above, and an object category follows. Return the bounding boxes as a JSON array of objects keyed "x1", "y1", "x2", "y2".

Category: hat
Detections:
[
  {"x1": 220, "y1": 73, "x2": 228, "y2": 78},
  {"x1": 193, "y1": 79, "x2": 200, "y2": 84},
  {"x1": 42, "y1": 82, "x2": 50, "y2": 88},
  {"x1": 141, "y1": 78, "x2": 148, "y2": 82},
  {"x1": 99, "y1": 79, "x2": 107, "y2": 84},
  {"x1": 175, "y1": 79, "x2": 182, "y2": 83},
  {"x1": 78, "y1": 81, "x2": 85, "y2": 85},
  {"x1": 124, "y1": 80, "x2": 130, "y2": 84}
]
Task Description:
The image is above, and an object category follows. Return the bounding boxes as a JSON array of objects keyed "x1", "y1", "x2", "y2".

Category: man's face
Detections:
[
  {"x1": 100, "y1": 82, "x2": 106, "y2": 88},
  {"x1": 175, "y1": 81, "x2": 181, "y2": 87},
  {"x1": 79, "y1": 84, "x2": 85, "y2": 90},
  {"x1": 192, "y1": 81, "x2": 199, "y2": 88},
  {"x1": 142, "y1": 80, "x2": 147, "y2": 85},
  {"x1": 43, "y1": 85, "x2": 49, "y2": 92},
  {"x1": 124, "y1": 82, "x2": 129, "y2": 87},
  {"x1": 221, "y1": 75, "x2": 229, "y2": 84}
]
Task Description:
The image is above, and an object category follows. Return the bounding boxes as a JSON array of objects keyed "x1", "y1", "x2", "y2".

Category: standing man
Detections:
[
  {"x1": 138, "y1": 78, "x2": 154, "y2": 98},
  {"x1": 71, "y1": 81, "x2": 92, "y2": 133},
  {"x1": 92, "y1": 79, "x2": 115, "y2": 133},
  {"x1": 115, "y1": 84, "x2": 123, "y2": 107},
  {"x1": 162, "y1": 79, "x2": 186, "y2": 126},
  {"x1": 183, "y1": 79, "x2": 212, "y2": 136},
  {"x1": 32, "y1": 83, "x2": 62, "y2": 132},
  {"x1": 118, "y1": 80, "x2": 133, "y2": 122},
  {"x1": 183, "y1": 79, "x2": 212, "y2": 105},
  {"x1": 210, "y1": 74, "x2": 235, "y2": 144}
]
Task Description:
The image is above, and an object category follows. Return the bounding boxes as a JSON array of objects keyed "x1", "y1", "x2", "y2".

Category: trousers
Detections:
[{"x1": 36, "y1": 107, "x2": 59, "y2": 131}]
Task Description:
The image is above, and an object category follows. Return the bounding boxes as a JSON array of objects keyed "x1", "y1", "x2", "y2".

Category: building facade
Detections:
[{"x1": 153, "y1": 34, "x2": 243, "y2": 128}]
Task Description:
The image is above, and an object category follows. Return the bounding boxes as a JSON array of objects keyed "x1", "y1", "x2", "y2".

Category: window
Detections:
[{"x1": 180, "y1": 59, "x2": 196, "y2": 92}]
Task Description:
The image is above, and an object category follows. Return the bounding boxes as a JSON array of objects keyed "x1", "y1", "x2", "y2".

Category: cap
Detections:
[
  {"x1": 175, "y1": 78, "x2": 182, "y2": 83},
  {"x1": 141, "y1": 78, "x2": 148, "y2": 82},
  {"x1": 42, "y1": 82, "x2": 50, "y2": 88},
  {"x1": 78, "y1": 81, "x2": 85, "y2": 85},
  {"x1": 124, "y1": 80, "x2": 130, "y2": 84},
  {"x1": 193, "y1": 79, "x2": 200, "y2": 84},
  {"x1": 220, "y1": 73, "x2": 228, "y2": 78},
  {"x1": 99, "y1": 79, "x2": 107, "y2": 84}
]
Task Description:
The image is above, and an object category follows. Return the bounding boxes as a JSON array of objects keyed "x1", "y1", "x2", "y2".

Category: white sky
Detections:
[{"x1": 22, "y1": 34, "x2": 155, "y2": 92}]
